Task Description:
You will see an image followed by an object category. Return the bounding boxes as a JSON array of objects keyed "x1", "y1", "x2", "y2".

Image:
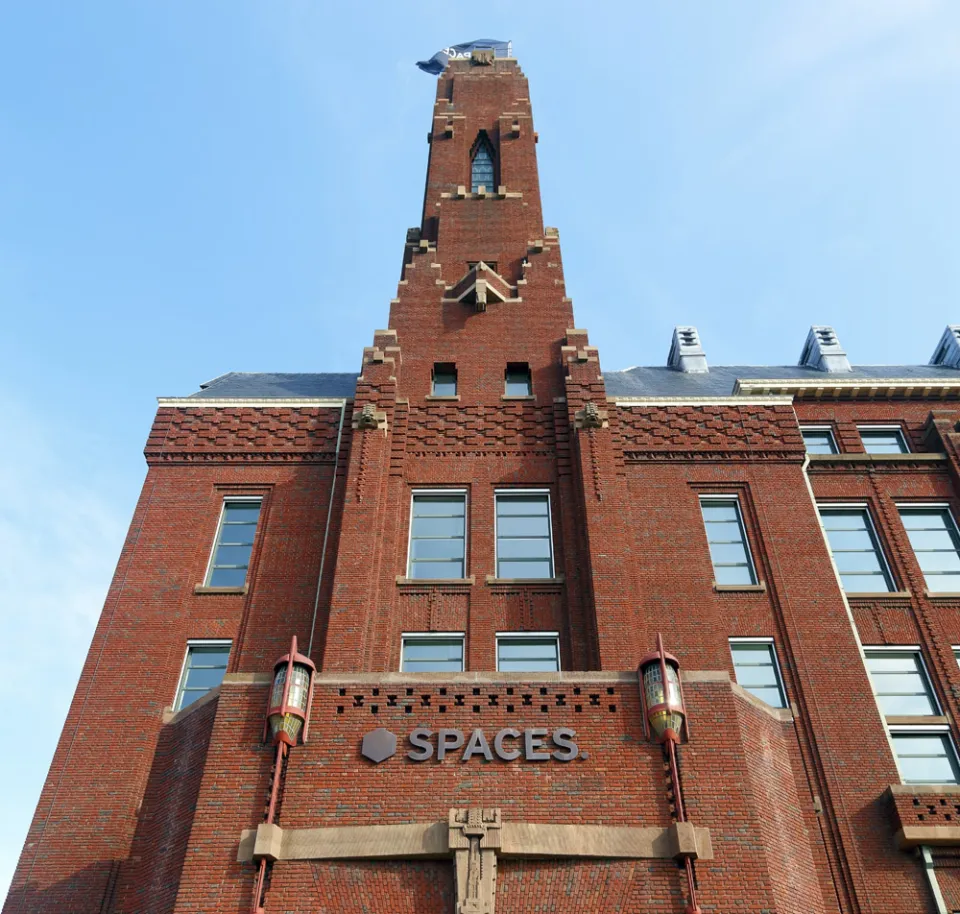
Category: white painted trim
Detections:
[
  {"x1": 613, "y1": 396, "x2": 792, "y2": 406},
  {"x1": 729, "y1": 636, "x2": 774, "y2": 643},
  {"x1": 735, "y1": 378, "x2": 960, "y2": 394},
  {"x1": 495, "y1": 632, "x2": 562, "y2": 673},
  {"x1": 494, "y1": 489, "x2": 555, "y2": 580},
  {"x1": 158, "y1": 397, "x2": 349, "y2": 408},
  {"x1": 406, "y1": 489, "x2": 469, "y2": 580}
]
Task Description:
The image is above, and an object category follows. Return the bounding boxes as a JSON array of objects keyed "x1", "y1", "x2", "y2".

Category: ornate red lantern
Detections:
[
  {"x1": 263, "y1": 635, "x2": 315, "y2": 747},
  {"x1": 638, "y1": 635, "x2": 687, "y2": 743}
]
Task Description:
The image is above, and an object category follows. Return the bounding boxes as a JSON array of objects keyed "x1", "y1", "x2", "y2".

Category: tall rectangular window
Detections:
[
  {"x1": 408, "y1": 492, "x2": 466, "y2": 579},
  {"x1": 497, "y1": 634, "x2": 560, "y2": 672},
  {"x1": 864, "y1": 649, "x2": 939, "y2": 716},
  {"x1": 495, "y1": 492, "x2": 553, "y2": 579},
  {"x1": 859, "y1": 427, "x2": 909, "y2": 454},
  {"x1": 175, "y1": 641, "x2": 231, "y2": 711},
  {"x1": 890, "y1": 731, "x2": 960, "y2": 785},
  {"x1": 700, "y1": 498, "x2": 757, "y2": 586},
  {"x1": 401, "y1": 634, "x2": 464, "y2": 672},
  {"x1": 504, "y1": 363, "x2": 532, "y2": 396},
  {"x1": 206, "y1": 499, "x2": 262, "y2": 587},
  {"x1": 431, "y1": 363, "x2": 458, "y2": 396},
  {"x1": 801, "y1": 428, "x2": 838, "y2": 455},
  {"x1": 729, "y1": 639, "x2": 787, "y2": 708},
  {"x1": 899, "y1": 507, "x2": 960, "y2": 593},
  {"x1": 819, "y1": 507, "x2": 894, "y2": 593}
]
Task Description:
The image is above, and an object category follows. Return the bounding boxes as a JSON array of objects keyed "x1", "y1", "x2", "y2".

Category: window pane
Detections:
[
  {"x1": 505, "y1": 368, "x2": 532, "y2": 396},
  {"x1": 802, "y1": 430, "x2": 837, "y2": 454},
  {"x1": 223, "y1": 504, "x2": 262, "y2": 523},
  {"x1": 498, "y1": 560, "x2": 553, "y2": 579},
  {"x1": 403, "y1": 638, "x2": 464, "y2": 672},
  {"x1": 715, "y1": 565, "x2": 756, "y2": 585},
  {"x1": 701, "y1": 500, "x2": 756, "y2": 585},
  {"x1": 900, "y1": 510, "x2": 960, "y2": 592},
  {"x1": 212, "y1": 544, "x2": 253, "y2": 567},
  {"x1": 209, "y1": 567, "x2": 248, "y2": 587},
  {"x1": 497, "y1": 496, "x2": 548, "y2": 516},
  {"x1": 730, "y1": 641, "x2": 785, "y2": 708},
  {"x1": 498, "y1": 637, "x2": 559, "y2": 672},
  {"x1": 410, "y1": 494, "x2": 466, "y2": 578},
  {"x1": 496, "y1": 515, "x2": 551, "y2": 537},
  {"x1": 497, "y1": 538, "x2": 552, "y2": 560},
  {"x1": 893, "y1": 733, "x2": 959, "y2": 784},
  {"x1": 184, "y1": 666, "x2": 228, "y2": 690},
  {"x1": 860, "y1": 430, "x2": 908, "y2": 454},
  {"x1": 865, "y1": 651, "x2": 937, "y2": 715},
  {"x1": 820, "y1": 509, "x2": 893, "y2": 592},
  {"x1": 177, "y1": 642, "x2": 230, "y2": 710},
  {"x1": 497, "y1": 495, "x2": 552, "y2": 579},
  {"x1": 413, "y1": 496, "x2": 465, "y2": 516},
  {"x1": 409, "y1": 560, "x2": 464, "y2": 579},
  {"x1": 432, "y1": 370, "x2": 457, "y2": 396}
]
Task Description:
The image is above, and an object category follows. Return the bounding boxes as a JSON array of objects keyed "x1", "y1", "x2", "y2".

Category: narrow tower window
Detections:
[
  {"x1": 206, "y1": 499, "x2": 262, "y2": 587},
  {"x1": 471, "y1": 133, "x2": 496, "y2": 193},
  {"x1": 432, "y1": 363, "x2": 458, "y2": 396},
  {"x1": 175, "y1": 641, "x2": 232, "y2": 711},
  {"x1": 408, "y1": 491, "x2": 467, "y2": 579},
  {"x1": 505, "y1": 363, "x2": 532, "y2": 396},
  {"x1": 700, "y1": 497, "x2": 757, "y2": 586}
]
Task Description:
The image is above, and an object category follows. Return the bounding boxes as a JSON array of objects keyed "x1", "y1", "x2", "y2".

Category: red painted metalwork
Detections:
[
  {"x1": 639, "y1": 634, "x2": 702, "y2": 914},
  {"x1": 251, "y1": 636, "x2": 315, "y2": 912}
]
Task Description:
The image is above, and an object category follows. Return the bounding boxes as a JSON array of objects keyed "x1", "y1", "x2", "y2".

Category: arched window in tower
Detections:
[{"x1": 471, "y1": 133, "x2": 496, "y2": 193}]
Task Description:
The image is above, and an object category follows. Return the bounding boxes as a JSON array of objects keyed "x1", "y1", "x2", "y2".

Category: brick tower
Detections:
[{"x1": 8, "y1": 51, "x2": 960, "y2": 914}]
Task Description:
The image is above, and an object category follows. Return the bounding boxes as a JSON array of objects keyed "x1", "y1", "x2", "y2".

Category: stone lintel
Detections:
[
  {"x1": 236, "y1": 821, "x2": 713, "y2": 863},
  {"x1": 895, "y1": 825, "x2": 960, "y2": 849}
]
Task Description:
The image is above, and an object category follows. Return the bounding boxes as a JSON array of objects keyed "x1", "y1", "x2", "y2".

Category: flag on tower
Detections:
[{"x1": 416, "y1": 39, "x2": 512, "y2": 75}]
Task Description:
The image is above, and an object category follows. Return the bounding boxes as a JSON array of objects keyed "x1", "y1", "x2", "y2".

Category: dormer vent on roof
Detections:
[
  {"x1": 667, "y1": 326, "x2": 708, "y2": 373},
  {"x1": 798, "y1": 326, "x2": 851, "y2": 372},
  {"x1": 930, "y1": 326, "x2": 960, "y2": 369}
]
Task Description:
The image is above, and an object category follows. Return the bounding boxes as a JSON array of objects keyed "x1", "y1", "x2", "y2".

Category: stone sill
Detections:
[
  {"x1": 846, "y1": 590, "x2": 912, "y2": 600},
  {"x1": 396, "y1": 576, "x2": 475, "y2": 586},
  {"x1": 194, "y1": 584, "x2": 248, "y2": 595},
  {"x1": 425, "y1": 395, "x2": 461, "y2": 402},
  {"x1": 486, "y1": 576, "x2": 565, "y2": 586},
  {"x1": 925, "y1": 591, "x2": 960, "y2": 600},
  {"x1": 501, "y1": 395, "x2": 535, "y2": 401},
  {"x1": 889, "y1": 783, "x2": 960, "y2": 796},
  {"x1": 886, "y1": 715, "x2": 949, "y2": 726},
  {"x1": 713, "y1": 582, "x2": 766, "y2": 593},
  {"x1": 808, "y1": 453, "x2": 946, "y2": 463}
]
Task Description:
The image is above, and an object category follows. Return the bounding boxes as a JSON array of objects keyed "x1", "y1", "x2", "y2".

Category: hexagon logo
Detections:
[{"x1": 361, "y1": 727, "x2": 397, "y2": 763}]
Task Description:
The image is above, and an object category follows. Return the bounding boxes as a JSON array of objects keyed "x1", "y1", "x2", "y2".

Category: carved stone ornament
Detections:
[
  {"x1": 353, "y1": 403, "x2": 387, "y2": 432},
  {"x1": 471, "y1": 48, "x2": 495, "y2": 65},
  {"x1": 449, "y1": 808, "x2": 502, "y2": 914},
  {"x1": 575, "y1": 401, "x2": 608, "y2": 429}
]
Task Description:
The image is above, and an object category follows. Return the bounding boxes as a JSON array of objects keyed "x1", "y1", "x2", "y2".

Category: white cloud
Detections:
[{"x1": 0, "y1": 391, "x2": 129, "y2": 899}]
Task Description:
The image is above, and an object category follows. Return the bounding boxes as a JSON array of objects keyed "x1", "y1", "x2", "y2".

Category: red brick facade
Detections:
[{"x1": 7, "y1": 55, "x2": 960, "y2": 913}]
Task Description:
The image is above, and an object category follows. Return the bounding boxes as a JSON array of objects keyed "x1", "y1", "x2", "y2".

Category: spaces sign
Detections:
[{"x1": 361, "y1": 727, "x2": 583, "y2": 764}]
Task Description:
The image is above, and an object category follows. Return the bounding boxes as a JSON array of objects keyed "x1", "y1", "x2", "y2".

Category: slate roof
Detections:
[
  {"x1": 185, "y1": 365, "x2": 960, "y2": 401},
  {"x1": 183, "y1": 366, "x2": 960, "y2": 400},
  {"x1": 601, "y1": 364, "x2": 960, "y2": 397}
]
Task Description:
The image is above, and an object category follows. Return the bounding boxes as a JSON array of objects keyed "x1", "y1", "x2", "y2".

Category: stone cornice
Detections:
[{"x1": 734, "y1": 378, "x2": 960, "y2": 400}]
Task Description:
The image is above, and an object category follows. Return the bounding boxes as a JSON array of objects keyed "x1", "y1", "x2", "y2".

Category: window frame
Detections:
[
  {"x1": 863, "y1": 645, "x2": 942, "y2": 718},
  {"x1": 858, "y1": 425, "x2": 910, "y2": 455},
  {"x1": 400, "y1": 632, "x2": 466, "y2": 673},
  {"x1": 699, "y1": 495, "x2": 759, "y2": 587},
  {"x1": 896, "y1": 503, "x2": 960, "y2": 594},
  {"x1": 494, "y1": 488, "x2": 555, "y2": 580},
  {"x1": 496, "y1": 631, "x2": 561, "y2": 673},
  {"x1": 431, "y1": 362, "x2": 458, "y2": 397},
  {"x1": 173, "y1": 639, "x2": 232, "y2": 712},
  {"x1": 800, "y1": 426, "x2": 839, "y2": 455},
  {"x1": 470, "y1": 132, "x2": 497, "y2": 193},
  {"x1": 406, "y1": 489, "x2": 469, "y2": 581},
  {"x1": 504, "y1": 363, "x2": 533, "y2": 397},
  {"x1": 203, "y1": 496, "x2": 263, "y2": 588},
  {"x1": 888, "y1": 725, "x2": 960, "y2": 786},
  {"x1": 728, "y1": 637, "x2": 788, "y2": 708},
  {"x1": 817, "y1": 503, "x2": 896, "y2": 594}
]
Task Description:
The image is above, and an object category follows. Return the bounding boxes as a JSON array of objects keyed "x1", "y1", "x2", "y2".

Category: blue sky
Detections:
[{"x1": 1, "y1": 0, "x2": 958, "y2": 896}]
